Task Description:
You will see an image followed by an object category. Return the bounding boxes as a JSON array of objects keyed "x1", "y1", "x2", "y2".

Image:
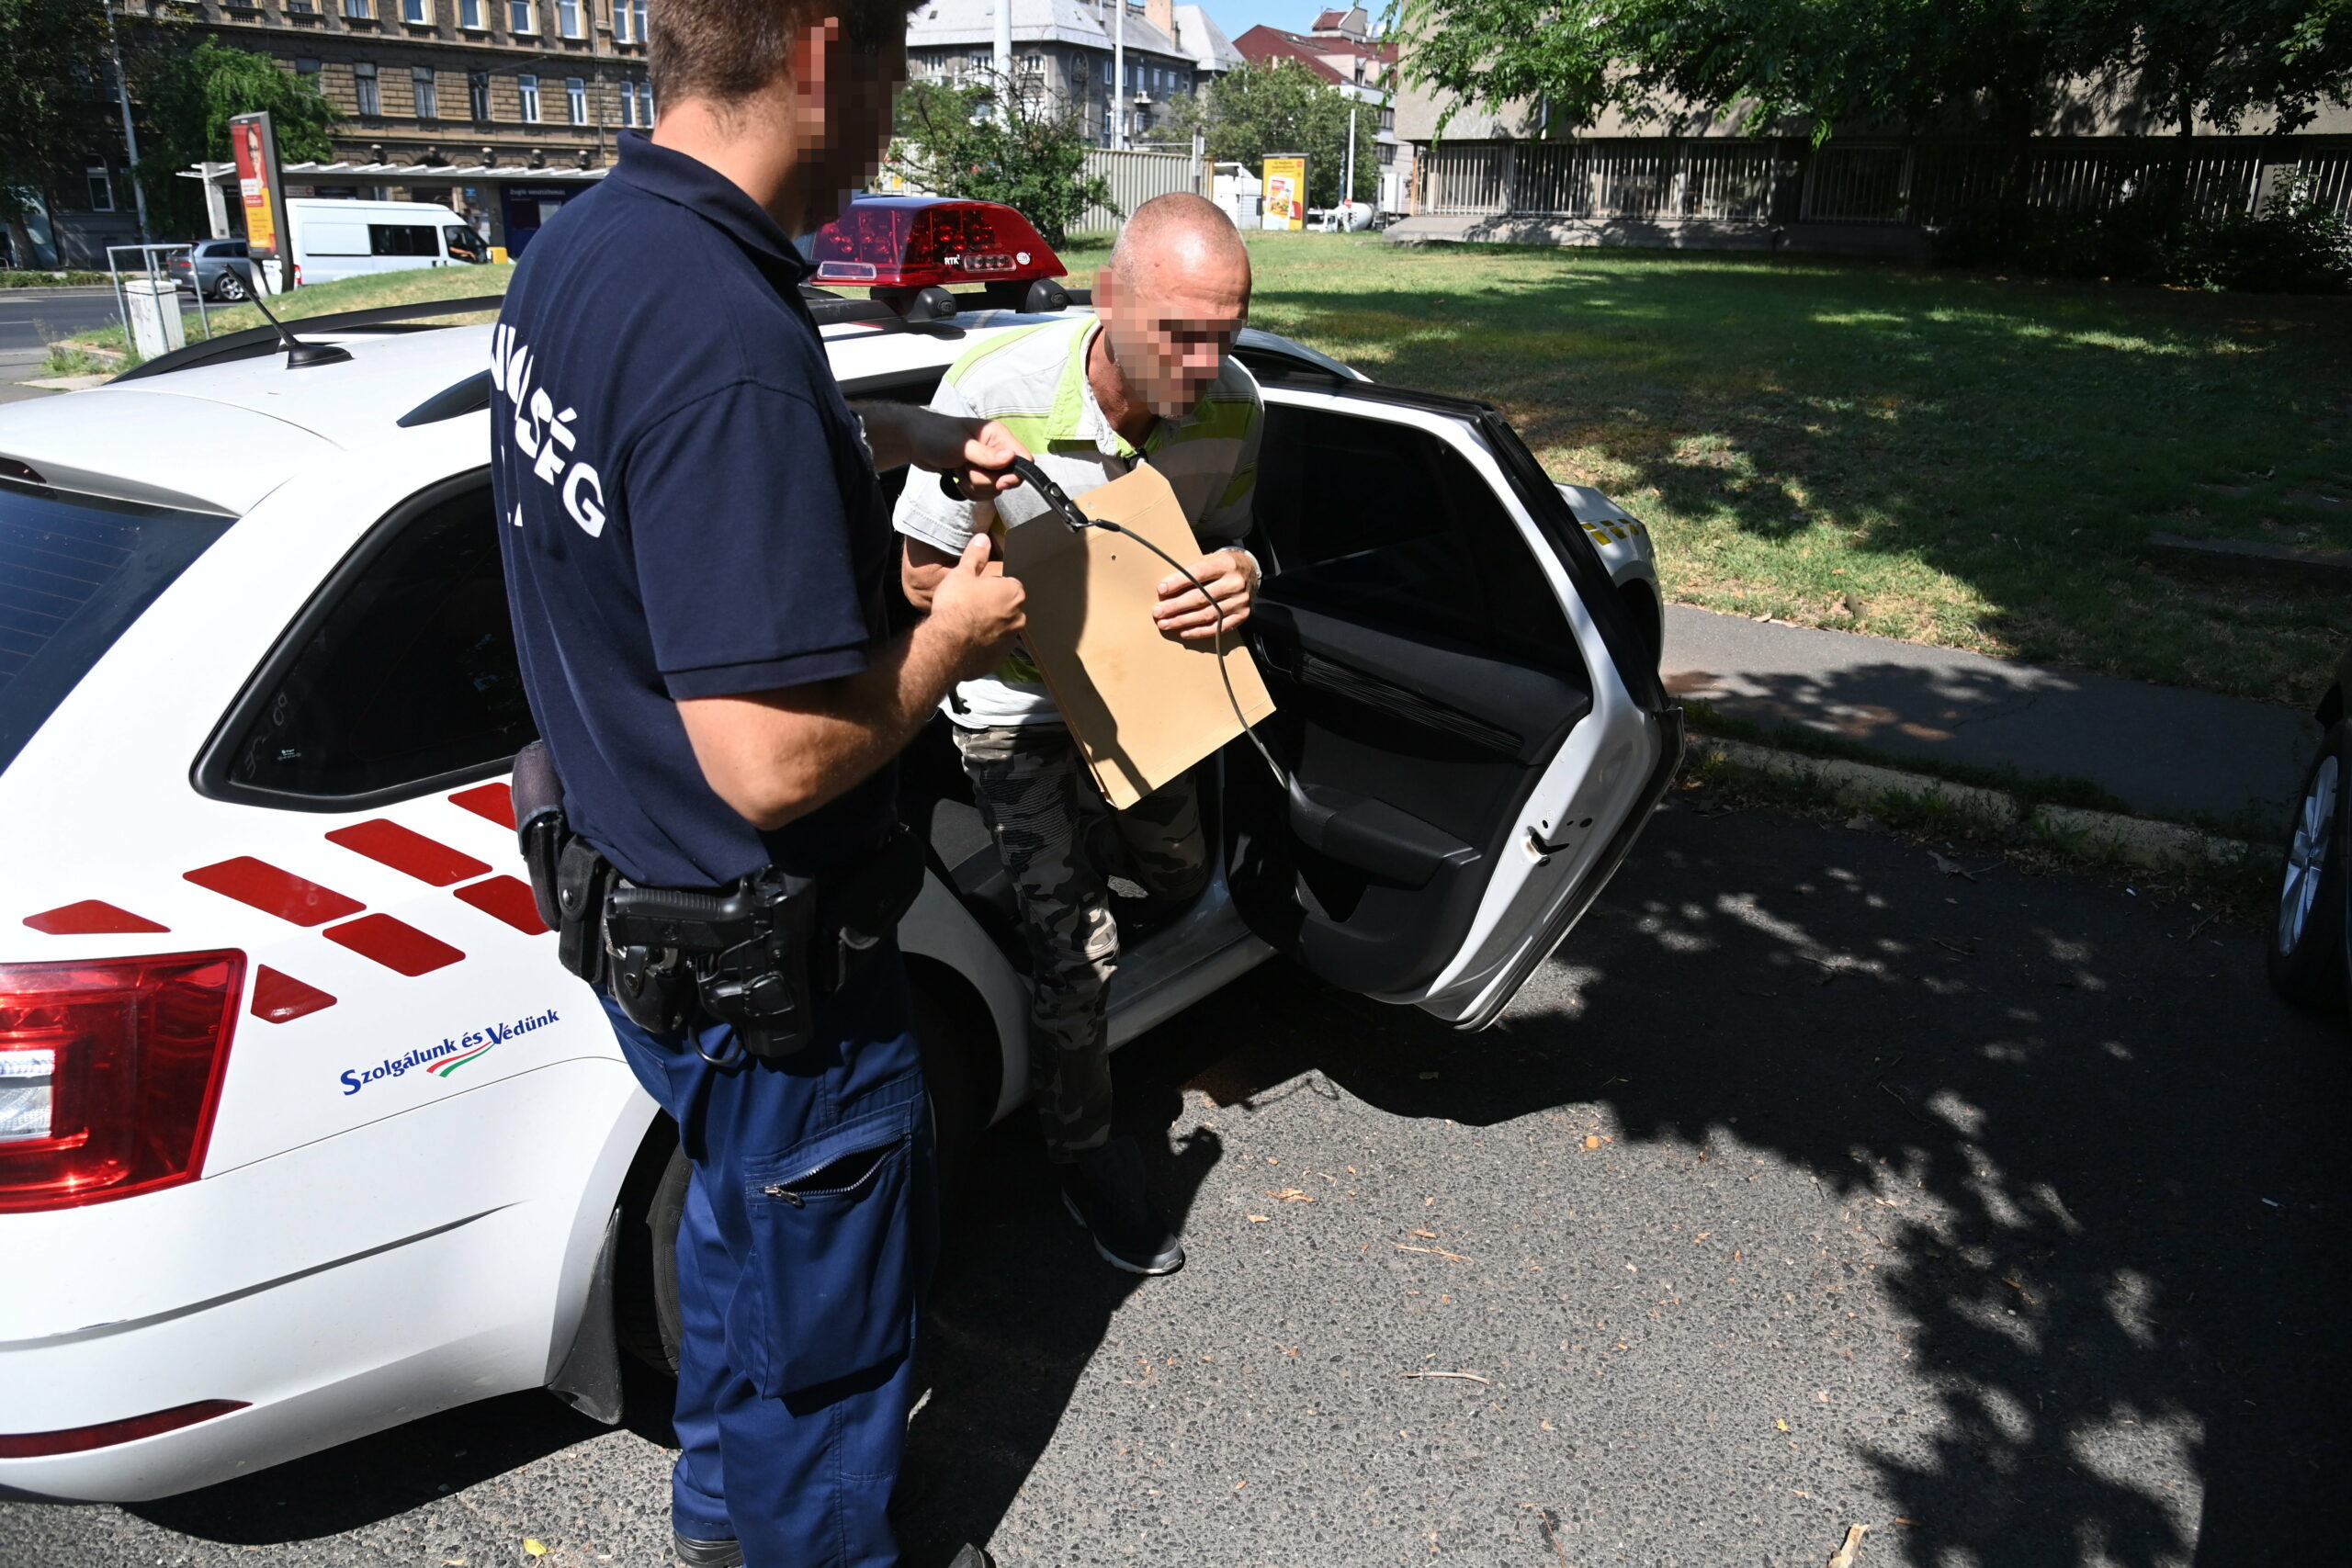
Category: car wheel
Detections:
[
  {"x1": 622, "y1": 964, "x2": 1001, "y2": 1375},
  {"x1": 215, "y1": 271, "x2": 249, "y2": 302},
  {"x1": 2268, "y1": 720, "x2": 2349, "y2": 1011}
]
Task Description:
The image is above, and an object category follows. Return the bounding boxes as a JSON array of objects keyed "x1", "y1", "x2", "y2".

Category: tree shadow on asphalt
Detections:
[{"x1": 900, "y1": 800, "x2": 2350, "y2": 1568}]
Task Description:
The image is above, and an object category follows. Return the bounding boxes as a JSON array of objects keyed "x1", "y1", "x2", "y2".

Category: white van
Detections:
[{"x1": 286, "y1": 198, "x2": 492, "y2": 287}]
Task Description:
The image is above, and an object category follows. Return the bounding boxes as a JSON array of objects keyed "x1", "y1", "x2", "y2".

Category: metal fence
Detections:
[
  {"x1": 1071, "y1": 147, "x2": 1201, "y2": 233},
  {"x1": 1417, "y1": 136, "x2": 2352, "y2": 229}
]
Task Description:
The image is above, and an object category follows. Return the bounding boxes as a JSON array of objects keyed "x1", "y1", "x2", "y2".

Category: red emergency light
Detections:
[{"x1": 808, "y1": 196, "x2": 1065, "y2": 314}]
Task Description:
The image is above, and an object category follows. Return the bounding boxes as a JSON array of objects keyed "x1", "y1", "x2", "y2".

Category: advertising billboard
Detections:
[
  {"x1": 228, "y1": 111, "x2": 292, "y2": 288},
  {"x1": 1261, "y1": 156, "x2": 1306, "y2": 231}
]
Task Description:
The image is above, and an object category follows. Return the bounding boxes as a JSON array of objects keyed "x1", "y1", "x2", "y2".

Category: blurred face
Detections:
[
  {"x1": 788, "y1": 15, "x2": 908, "y2": 231},
  {"x1": 1096, "y1": 243, "x2": 1251, "y2": 422}
]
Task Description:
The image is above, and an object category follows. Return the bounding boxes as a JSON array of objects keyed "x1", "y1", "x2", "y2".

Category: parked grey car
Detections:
[{"x1": 166, "y1": 239, "x2": 255, "y2": 301}]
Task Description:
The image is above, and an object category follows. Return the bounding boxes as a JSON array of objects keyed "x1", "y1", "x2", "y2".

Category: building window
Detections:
[
  {"x1": 558, "y1": 0, "x2": 581, "y2": 38},
  {"x1": 354, "y1": 62, "x2": 380, "y2": 116},
  {"x1": 565, "y1": 75, "x2": 586, "y2": 124},
  {"x1": 509, "y1": 0, "x2": 536, "y2": 34},
  {"x1": 517, "y1": 73, "x2": 540, "y2": 121},
  {"x1": 285, "y1": 0, "x2": 313, "y2": 11},
  {"x1": 636, "y1": 80, "x2": 654, "y2": 125},
  {"x1": 413, "y1": 67, "x2": 438, "y2": 118},
  {"x1": 401, "y1": 0, "x2": 427, "y2": 21},
  {"x1": 469, "y1": 70, "x2": 492, "y2": 119},
  {"x1": 85, "y1": 164, "x2": 113, "y2": 211},
  {"x1": 343, "y1": 0, "x2": 372, "y2": 17},
  {"x1": 459, "y1": 0, "x2": 484, "y2": 26},
  {"x1": 623, "y1": 0, "x2": 645, "y2": 43}
]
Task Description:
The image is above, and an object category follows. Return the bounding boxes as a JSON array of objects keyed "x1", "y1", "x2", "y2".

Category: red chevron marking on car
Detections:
[
  {"x1": 21, "y1": 900, "x2": 172, "y2": 936},
  {"x1": 325, "y1": 820, "x2": 491, "y2": 886},
  {"x1": 453, "y1": 875, "x2": 549, "y2": 935},
  {"x1": 449, "y1": 782, "x2": 515, "y2": 830},
  {"x1": 250, "y1": 966, "x2": 339, "y2": 1024},
  {"x1": 322, "y1": 915, "x2": 464, "y2": 976},
  {"x1": 184, "y1": 859, "x2": 366, "y2": 928}
]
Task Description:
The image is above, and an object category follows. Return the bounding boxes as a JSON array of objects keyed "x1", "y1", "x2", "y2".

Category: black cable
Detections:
[{"x1": 993, "y1": 456, "x2": 1295, "y2": 799}]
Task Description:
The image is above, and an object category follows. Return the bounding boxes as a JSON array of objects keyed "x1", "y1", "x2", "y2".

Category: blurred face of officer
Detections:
[
  {"x1": 649, "y1": 0, "x2": 913, "y2": 234},
  {"x1": 1094, "y1": 231, "x2": 1252, "y2": 423},
  {"x1": 784, "y1": 10, "x2": 909, "y2": 232}
]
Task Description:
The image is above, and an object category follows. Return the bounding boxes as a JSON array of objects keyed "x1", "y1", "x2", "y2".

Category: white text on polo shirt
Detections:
[{"x1": 491, "y1": 322, "x2": 606, "y2": 538}]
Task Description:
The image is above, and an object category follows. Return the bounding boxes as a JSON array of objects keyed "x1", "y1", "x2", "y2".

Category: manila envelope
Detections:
[{"x1": 999, "y1": 463, "x2": 1276, "y2": 811}]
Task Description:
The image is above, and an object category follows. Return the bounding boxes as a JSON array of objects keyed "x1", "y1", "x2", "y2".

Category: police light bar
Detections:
[{"x1": 809, "y1": 196, "x2": 1066, "y2": 315}]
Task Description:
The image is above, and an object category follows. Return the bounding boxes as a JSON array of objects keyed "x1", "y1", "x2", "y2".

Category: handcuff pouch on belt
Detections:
[{"x1": 509, "y1": 739, "x2": 924, "y2": 1060}]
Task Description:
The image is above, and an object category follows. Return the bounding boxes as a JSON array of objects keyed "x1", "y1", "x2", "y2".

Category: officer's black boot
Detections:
[
  {"x1": 673, "y1": 1532, "x2": 744, "y2": 1568},
  {"x1": 1061, "y1": 1134, "x2": 1184, "y2": 1275}
]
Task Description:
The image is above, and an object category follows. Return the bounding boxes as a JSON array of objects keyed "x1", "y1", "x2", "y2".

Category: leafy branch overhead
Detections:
[
  {"x1": 890, "y1": 71, "x2": 1115, "y2": 247},
  {"x1": 1389, "y1": 0, "x2": 2352, "y2": 145}
]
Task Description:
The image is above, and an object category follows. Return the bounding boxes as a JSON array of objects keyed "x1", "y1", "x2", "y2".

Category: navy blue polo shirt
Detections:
[{"x1": 492, "y1": 132, "x2": 895, "y2": 889}]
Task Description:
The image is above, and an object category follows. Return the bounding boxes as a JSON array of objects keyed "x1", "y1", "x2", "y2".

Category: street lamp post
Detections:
[{"x1": 100, "y1": 0, "x2": 151, "y2": 244}]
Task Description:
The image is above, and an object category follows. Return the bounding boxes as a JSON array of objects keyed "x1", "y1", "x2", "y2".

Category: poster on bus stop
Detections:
[
  {"x1": 229, "y1": 111, "x2": 292, "y2": 290},
  {"x1": 1261, "y1": 156, "x2": 1306, "y2": 231}
]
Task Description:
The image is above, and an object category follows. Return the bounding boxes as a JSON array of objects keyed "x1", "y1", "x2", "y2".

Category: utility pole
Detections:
[
  {"x1": 1344, "y1": 103, "x2": 1357, "y2": 210},
  {"x1": 101, "y1": 0, "x2": 152, "y2": 244},
  {"x1": 1113, "y1": 0, "x2": 1126, "y2": 149},
  {"x1": 993, "y1": 0, "x2": 1012, "y2": 123}
]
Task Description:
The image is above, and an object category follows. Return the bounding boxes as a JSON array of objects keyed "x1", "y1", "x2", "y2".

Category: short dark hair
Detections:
[{"x1": 650, "y1": 0, "x2": 911, "y2": 106}]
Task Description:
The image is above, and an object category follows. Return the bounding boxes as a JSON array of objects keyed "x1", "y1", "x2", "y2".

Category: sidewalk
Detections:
[{"x1": 1662, "y1": 605, "x2": 2317, "y2": 833}]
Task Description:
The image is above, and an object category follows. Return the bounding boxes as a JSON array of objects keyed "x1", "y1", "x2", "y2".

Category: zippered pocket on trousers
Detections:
[{"x1": 729, "y1": 1102, "x2": 921, "y2": 1399}]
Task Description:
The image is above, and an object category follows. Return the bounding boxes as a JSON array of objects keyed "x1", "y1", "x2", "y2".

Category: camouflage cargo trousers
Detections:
[{"x1": 952, "y1": 722, "x2": 1209, "y2": 1161}]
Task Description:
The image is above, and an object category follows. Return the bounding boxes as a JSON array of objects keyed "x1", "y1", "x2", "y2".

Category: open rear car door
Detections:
[{"x1": 1223, "y1": 369, "x2": 1682, "y2": 1029}]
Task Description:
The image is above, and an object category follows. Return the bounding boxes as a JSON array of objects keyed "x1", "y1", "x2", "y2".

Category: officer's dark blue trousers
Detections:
[{"x1": 602, "y1": 943, "x2": 934, "y2": 1568}]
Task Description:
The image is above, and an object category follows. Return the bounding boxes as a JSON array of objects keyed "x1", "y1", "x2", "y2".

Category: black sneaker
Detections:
[
  {"x1": 673, "y1": 1533, "x2": 743, "y2": 1568},
  {"x1": 1060, "y1": 1136, "x2": 1185, "y2": 1275}
]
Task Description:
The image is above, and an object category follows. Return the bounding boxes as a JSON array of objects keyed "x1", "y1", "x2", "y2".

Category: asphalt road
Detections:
[{"x1": 2, "y1": 798, "x2": 2345, "y2": 1568}]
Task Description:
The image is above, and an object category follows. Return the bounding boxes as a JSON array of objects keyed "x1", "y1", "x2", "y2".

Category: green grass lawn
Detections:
[
  {"x1": 54, "y1": 238, "x2": 2349, "y2": 704},
  {"x1": 1237, "y1": 232, "x2": 2352, "y2": 708},
  {"x1": 59, "y1": 265, "x2": 514, "y2": 362}
]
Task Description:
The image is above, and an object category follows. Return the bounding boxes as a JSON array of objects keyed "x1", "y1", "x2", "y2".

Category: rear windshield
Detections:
[{"x1": 0, "y1": 478, "x2": 232, "y2": 775}]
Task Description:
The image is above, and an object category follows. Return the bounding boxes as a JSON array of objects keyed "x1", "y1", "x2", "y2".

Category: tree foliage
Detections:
[
  {"x1": 1391, "y1": 0, "x2": 2352, "y2": 145},
  {"x1": 0, "y1": 0, "x2": 123, "y2": 231},
  {"x1": 890, "y1": 73, "x2": 1115, "y2": 245},
  {"x1": 1160, "y1": 60, "x2": 1377, "y2": 208},
  {"x1": 141, "y1": 37, "x2": 341, "y2": 231}
]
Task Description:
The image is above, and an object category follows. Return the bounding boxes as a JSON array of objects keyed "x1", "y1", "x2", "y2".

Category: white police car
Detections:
[{"x1": 0, "y1": 230, "x2": 1676, "y2": 1501}]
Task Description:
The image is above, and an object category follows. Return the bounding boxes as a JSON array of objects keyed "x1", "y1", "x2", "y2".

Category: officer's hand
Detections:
[
  {"x1": 929, "y1": 534, "x2": 1027, "y2": 679},
  {"x1": 908, "y1": 411, "x2": 1029, "y2": 497}
]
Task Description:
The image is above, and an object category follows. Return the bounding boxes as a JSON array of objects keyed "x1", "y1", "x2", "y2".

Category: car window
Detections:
[
  {"x1": 442, "y1": 226, "x2": 487, "y2": 261},
  {"x1": 210, "y1": 484, "x2": 536, "y2": 802},
  {"x1": 0, "y1": 476, "x2": 233, "y2": 776},
  {"x1": 1251, "y1": 403, "x2": 1577, "y2": 673},
  {"x1": 368, "y1": 223, "x2": 442, "y2": 257}
]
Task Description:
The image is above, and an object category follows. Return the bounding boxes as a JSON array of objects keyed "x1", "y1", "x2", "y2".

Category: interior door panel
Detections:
[{"x1": 1225, "y1": 396, "x2": 1609, "y2": 998}]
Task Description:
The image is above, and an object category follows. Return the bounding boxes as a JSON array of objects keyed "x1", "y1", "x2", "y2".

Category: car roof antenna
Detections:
[{"x1": 241, "y1": 286, "x2": 352, "y2": 369}]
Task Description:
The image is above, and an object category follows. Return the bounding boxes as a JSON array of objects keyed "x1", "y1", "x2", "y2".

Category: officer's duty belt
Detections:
[{"x1": 509, "y1": 739, "x2": 923, "y2": 1062}]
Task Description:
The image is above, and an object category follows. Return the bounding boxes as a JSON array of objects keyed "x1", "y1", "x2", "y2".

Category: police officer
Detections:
[{"x1": 490, "y1": 3, "x2": 1027, "y2": 1564}]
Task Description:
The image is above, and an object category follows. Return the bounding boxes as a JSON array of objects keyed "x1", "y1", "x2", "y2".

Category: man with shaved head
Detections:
[{"x1": 897, "y1": 192, "x2": 1261, "y2": 1274}]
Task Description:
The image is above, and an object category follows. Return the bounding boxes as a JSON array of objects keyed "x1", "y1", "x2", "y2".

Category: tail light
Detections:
[
  {"x1": 0, "y1": 952, "x2": 244, "y2": 1214},
  {"x1": 808, "y1": 197, "x2": 1061, "y2": 293}
]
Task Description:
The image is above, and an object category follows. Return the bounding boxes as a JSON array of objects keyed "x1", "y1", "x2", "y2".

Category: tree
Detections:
[
  {"x1": 890, "y1": 71, "x2": 1115, "y2": 246},
  {"x1": 141, "y1": 36, "x2": 340, "y2": 231},
  {"x1": 1163, "y1": 59, "x2": 1376, "y2": 207},
  {"x1": 0, "y1": 0, "x2": 122, "y2": 262},
  {"x1": 1391, "y1": 0, "x2": 2351, "y2": 148}
]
